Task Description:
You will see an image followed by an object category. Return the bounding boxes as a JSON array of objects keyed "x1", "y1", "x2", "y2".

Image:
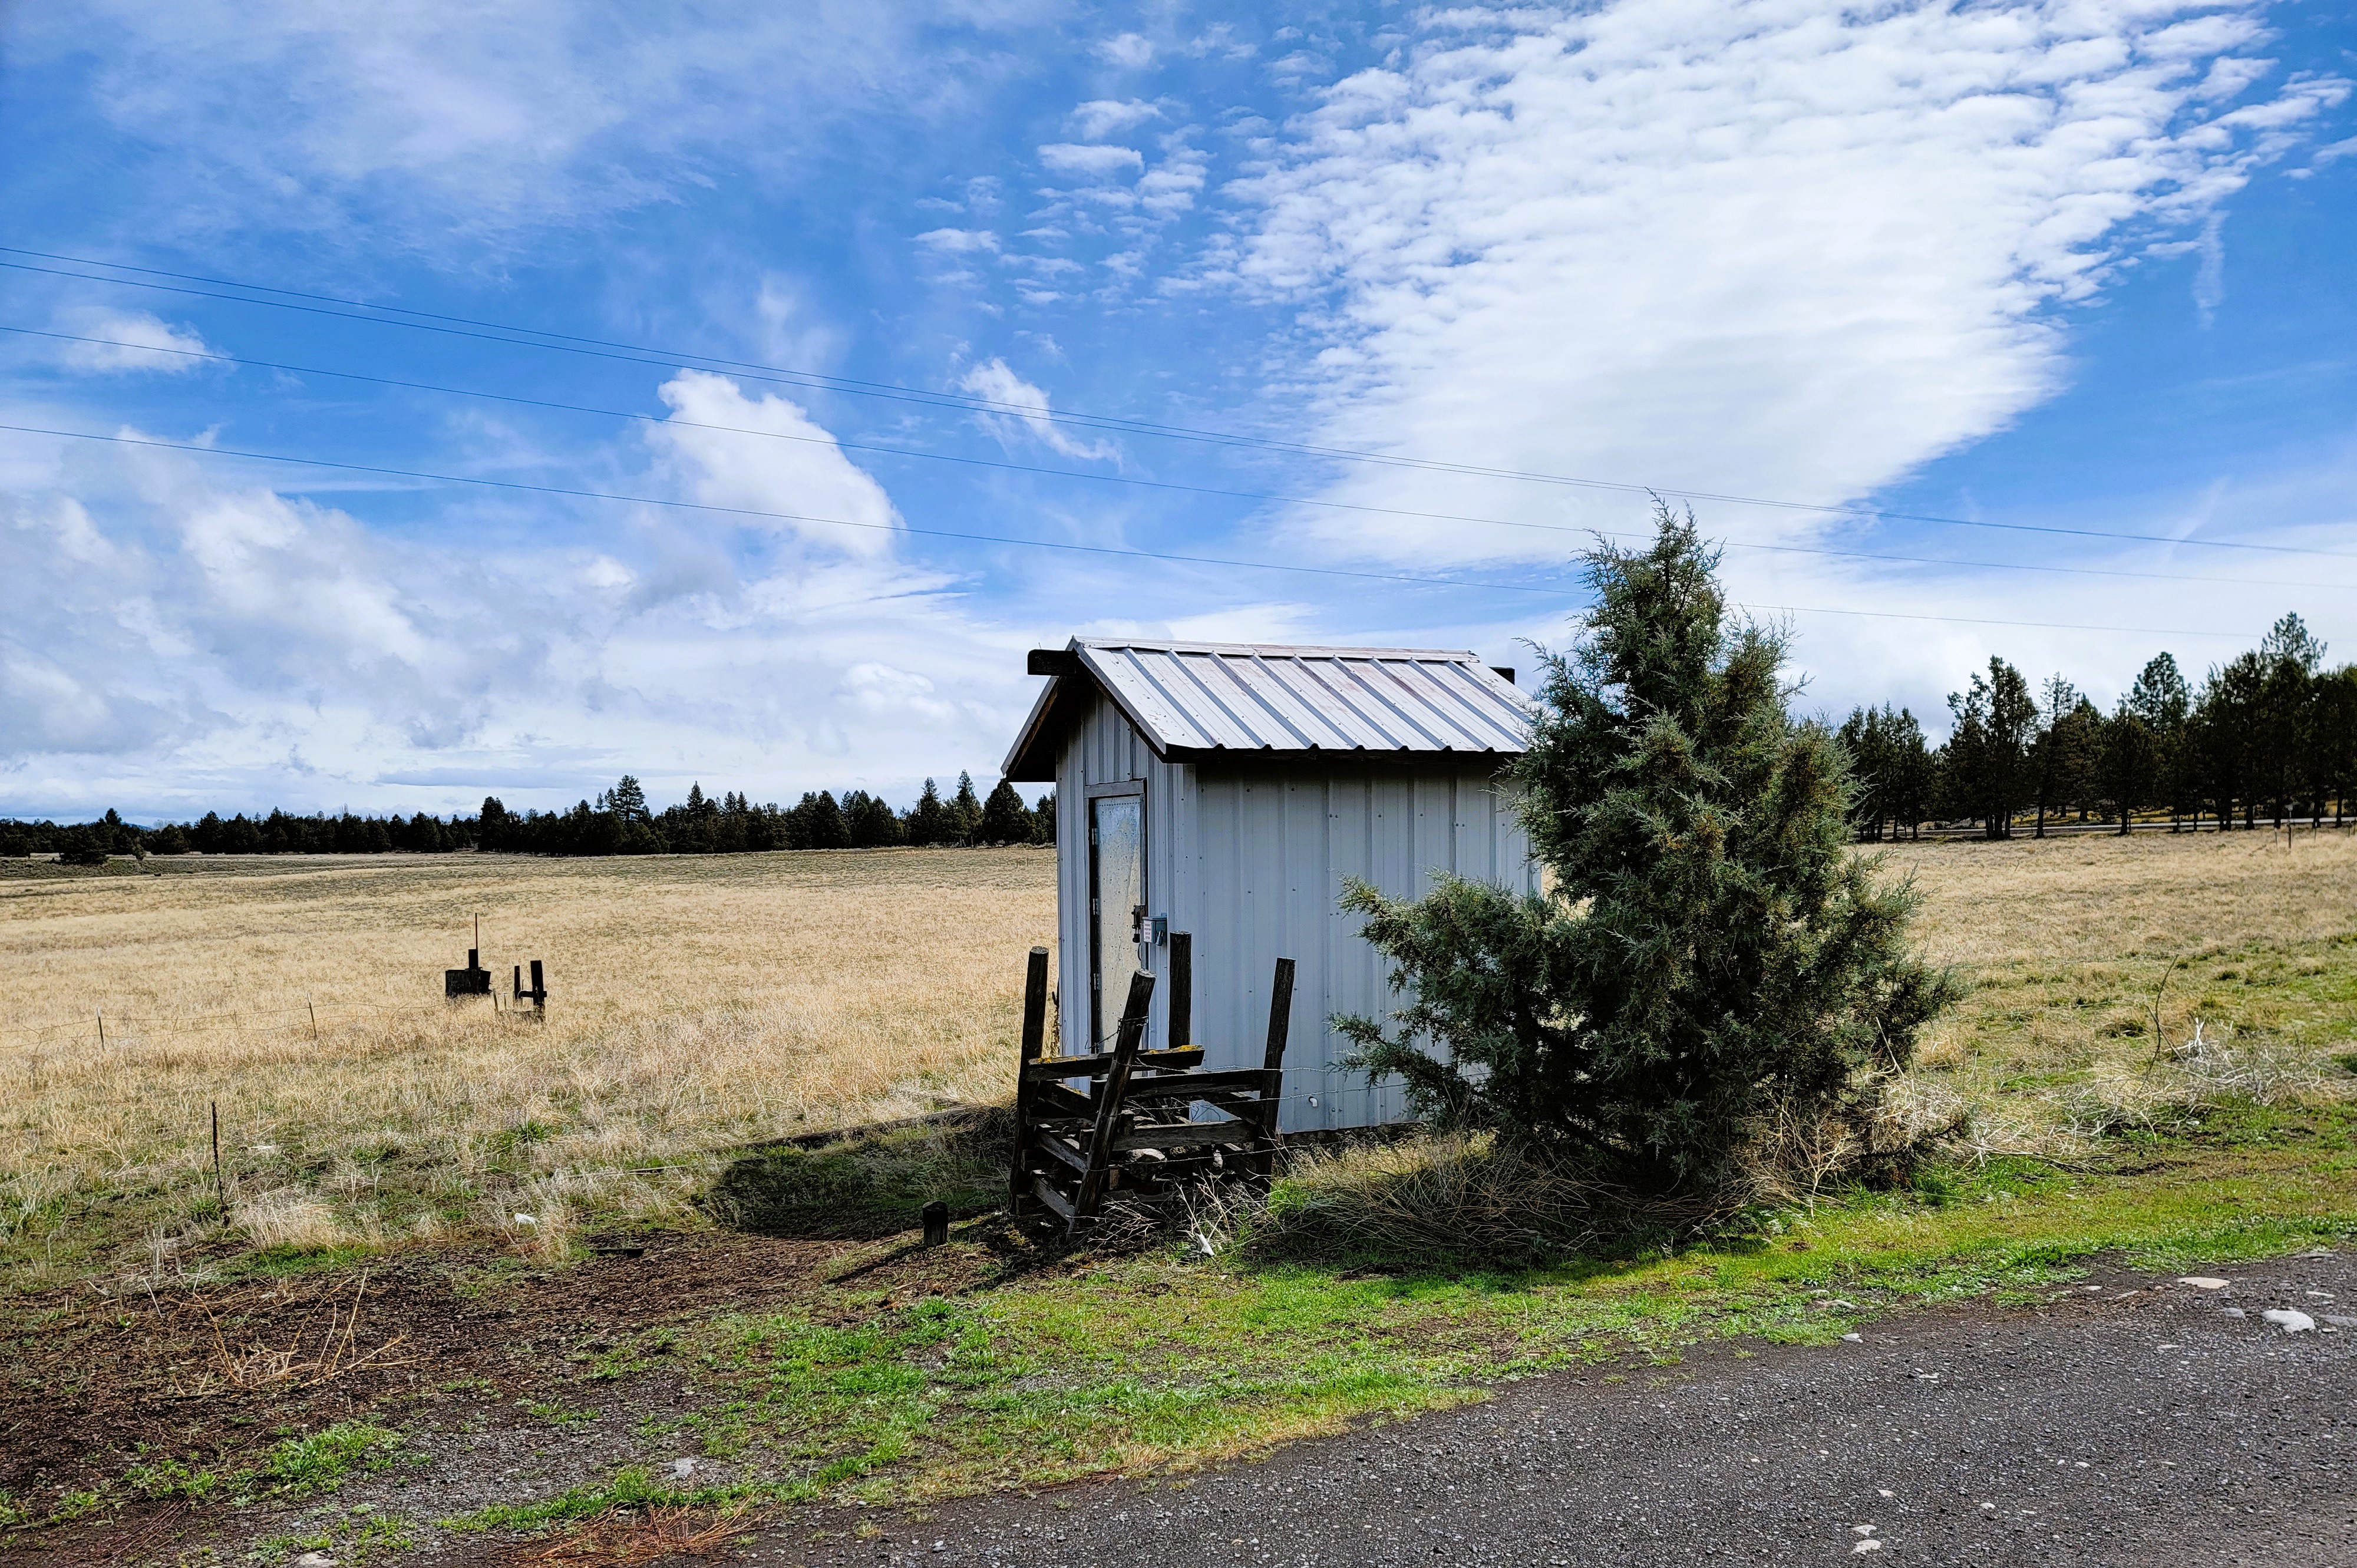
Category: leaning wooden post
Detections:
[
  {"x1": 1168, "y1": 931, "x2": 1192, "y2": 1049},
  {"x1": 1255, "y1": 957, "x2": 1296, "y2": 1178},
  {"x1": 1008, "y1": 946, "x2": 1051, "y2": 1210},
  {"x1": 1075, "y1": 971, "x2": 1154, "y2": 1224}
]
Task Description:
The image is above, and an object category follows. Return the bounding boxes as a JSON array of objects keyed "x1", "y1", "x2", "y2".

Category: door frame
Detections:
[{"x1": 1084, "y1": 779, "x2": 1146, "y2": 1046}]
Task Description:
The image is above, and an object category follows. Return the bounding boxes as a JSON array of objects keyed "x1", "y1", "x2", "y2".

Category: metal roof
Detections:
[{"x1": 1002, "y1": 638, "x2": 1534, "y2": 780}]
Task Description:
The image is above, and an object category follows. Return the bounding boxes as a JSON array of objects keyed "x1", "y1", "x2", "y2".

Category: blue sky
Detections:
[{"x1": 4, "y1": 0, "x2": 2354, "y2": 821}]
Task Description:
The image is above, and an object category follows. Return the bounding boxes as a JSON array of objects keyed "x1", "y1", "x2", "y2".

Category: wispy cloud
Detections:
[
  {"x1": 1224, "y1": 0, "x2": 2348, "y2": 569},
  {"x1": 51, "y1": 309, "x2": 216, "y2": 374},
  {"x1": 955, "y1": 358, "x2": 1118, "y2": 464},
  {"x1": 1071, "y1": 98, "x2": 1159, "y2": 139},
  {"x1": 1038, "y1": 143, "x2": 1144, "y2": 179}
]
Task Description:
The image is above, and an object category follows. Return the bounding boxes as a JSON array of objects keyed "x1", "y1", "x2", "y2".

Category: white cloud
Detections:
[
  {"x1": 1094, "y1": 32, "x2": 1154, "y2": 71},
  {"x1": 955, "y1": 358, "x2": 1119, "y2": 464},
  {"x1": 1071, "y1": 98, "x2": 1158, "y2": 138},
  {"x1": 648, "y1": 371, "x2": 902, "y2": 556},
  {"x1": 0, "y1": 403, "x2": 1044, "y2": 817},
  {"x1": 52, "y1": 309, "x2": 215, "y2": 374},
  {"x1": 1038, "y1": 142, "x2": 1145, "y2": 178},
  {"x1": 1224, "y1": 0, "x2": 2347, "y2": 571},
  {"x1": 37, "y1": 1, "x2": 1048, "y2": 256},
  {"x1": 915, "y1": 226, "x2": 1001, "y2": 253}
]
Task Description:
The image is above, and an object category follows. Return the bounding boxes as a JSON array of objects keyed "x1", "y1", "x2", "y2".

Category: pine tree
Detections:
[
  {"x1": 1336, "y1": 506, "x2": 1957, "y2": 1192},
  {"x1": 610, "y1": 775, "x2": 649, "y2": 824},
  {"x1": 1946, "y1": 658, "x2": 2035, "y2": 837},
  {"x1": 2125, "y1": 653, "x2": 2192, "y2": 829},
  {"x1": 950, "y1": 771, "x2": 983, "y2": 844},
  {"x1": 904, "y1": 778, "x2": 950, "y2": 846},
  {"x1": 1031, "y1": 793, "x2": 1056, "y2": 845},
  {"x1": 980, "y1": 777, "x2": 1033, "y2": 844}
]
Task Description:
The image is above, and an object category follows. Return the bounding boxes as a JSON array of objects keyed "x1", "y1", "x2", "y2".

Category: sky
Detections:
[{"x1": 4, "y1": 0, "x2": 2355, "y2": 822}]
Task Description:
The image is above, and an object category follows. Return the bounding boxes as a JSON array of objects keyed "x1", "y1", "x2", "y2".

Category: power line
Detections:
[
  {"x1": 0, "y1": 420, "x2": 2272, "y2": 641},
  {"x1": 10, "y1": 246, "x2": 2352, "y2": 563},
  {"x1": 9, "y1": 323, "x2": 2350, "y2": 596}
]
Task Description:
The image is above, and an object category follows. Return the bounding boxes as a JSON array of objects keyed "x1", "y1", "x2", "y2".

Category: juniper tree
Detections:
[{"x1": 1336, "y1": 506, "x2": 1957, "y2": 1193}]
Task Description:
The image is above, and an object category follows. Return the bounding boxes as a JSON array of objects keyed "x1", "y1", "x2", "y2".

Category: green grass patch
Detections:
[{"x1": 259, "y1": 1421, "x2": 403, "y2": 1495}]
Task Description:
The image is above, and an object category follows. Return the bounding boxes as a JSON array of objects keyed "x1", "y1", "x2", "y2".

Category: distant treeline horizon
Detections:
[
  {"x1": 9, "y1": 613, "x2": 2354, "y2": 862},
  {"x1": 0, "y1": 771, "x2": 1052, "y2": 864},
  {"x1": 1837, "y1": 612, "x2": 2355, "y2": 840}
]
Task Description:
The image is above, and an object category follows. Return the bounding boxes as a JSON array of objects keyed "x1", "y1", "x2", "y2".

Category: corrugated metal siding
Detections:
[
  {"x1": 1176, "y1": 763, "x2": 1537, "y2": 1134},
  {"x1": 1051, "y1": 688, "x2": 1537, "y2": 1131},
  {"x1": 1078, "y1": 641, "x2": 1531, "y2": 759}
]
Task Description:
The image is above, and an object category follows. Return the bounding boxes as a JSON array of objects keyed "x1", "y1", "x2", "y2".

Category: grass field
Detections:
[
  {"x1": 3, "y1": 830, "x2": 2355, "y2": 1562},
  {"x1": 0, "y1": 848, "x2": 1054, "y2": 1281},
  {"x1": 4, "y1": 831, "x2": 2353, "y2": 1282}
]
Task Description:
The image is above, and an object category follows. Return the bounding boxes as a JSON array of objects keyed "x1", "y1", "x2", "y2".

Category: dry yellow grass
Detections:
[
  {"x1": 1, "y1": 849, "x2": 1052, "y2": 1278},
  {"x1": 1881, "y1": 827, "x2": 2357, "y2": 1158},
  {"x1": 4, "y1": 830, "x2": 2351, "y2": 1284}
]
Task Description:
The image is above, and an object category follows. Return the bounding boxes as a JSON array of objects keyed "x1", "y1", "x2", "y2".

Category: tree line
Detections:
[
  {"x1": 0, "y1": 772, "x2": 1054, "y2": 863},
  {"x1": 1838, "y1": 613, "x2": 2357, "y2": 840}
]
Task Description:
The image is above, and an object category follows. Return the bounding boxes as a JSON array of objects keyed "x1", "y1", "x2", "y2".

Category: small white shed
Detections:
[{"x1": 1002, "y1": 638, "x2": 1539, "y2": 1133}]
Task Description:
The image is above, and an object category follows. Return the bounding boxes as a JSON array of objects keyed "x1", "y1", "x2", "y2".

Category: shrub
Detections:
[{"x1": 1338, "y1": 505, "x2": 1959, "y2": 1193}]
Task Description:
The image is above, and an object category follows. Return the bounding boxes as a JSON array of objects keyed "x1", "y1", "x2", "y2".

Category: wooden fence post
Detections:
[
  {"x1": 1009, "y1": 946, "x2": 1051, "y2": 1209},
  {"x1": 1075, "y1": 971, "x2": 1154, "y2": 1222},
  {"x1": 1255, "y1": 957, "x2": 1296, "y2": 1177}
]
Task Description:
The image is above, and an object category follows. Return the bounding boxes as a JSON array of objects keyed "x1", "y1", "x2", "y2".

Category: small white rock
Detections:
[
  {"x1": 1853, "y1": 1524, "x2": 1878, "y2": 1536},
  {"x1": 2178, "y1": 1276, "x2": 2229, "y2": 1290},
  {"x1": 1852, "y1": 1540, "x2": 1883, "y2": 1555},
  {"x1": 1841, "y1": 1332, "x2": 1864, "y2": 1343},
  {"x1": 1877, "y1": 1489, "x2": 1894, "y2": 1498},
  {"x1": 295, "y1": 1555, "x2": 336, "y2": 1568},
  {"x1": 513, "y1": 1213, "x2": 537, "y2": 1226},
  {"x1": 2262, "y1": 1309, "x2": 2316, "y2": 1334},
  {"x1": 670, "y1": 1457, "x2": 698, "y2": 1478},
  {"x1": 2219, "y1": 1307, "x2": 2246, "y2": 1318}
]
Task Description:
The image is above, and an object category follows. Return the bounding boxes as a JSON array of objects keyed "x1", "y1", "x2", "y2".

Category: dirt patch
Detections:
[{"x1": 1, "y1": 1231, "x2": 858, "y2": 1564}]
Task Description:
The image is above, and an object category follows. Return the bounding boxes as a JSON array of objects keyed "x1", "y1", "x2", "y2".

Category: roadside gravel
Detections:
[{"x1": 761, "y1": 1252, "x2": 2355, "y2": 1568}]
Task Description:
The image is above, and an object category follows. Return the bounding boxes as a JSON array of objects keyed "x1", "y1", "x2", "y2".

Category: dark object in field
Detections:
[
  {"x1": 921, "y1": 1200, "x2": 949, "y2": 1247},
  {"x1": 444, "y1": 948, "x2": 491, "y2": 998},
  {"x1": 512, "y1": 958, "x2": 546, "y2": 1016},
  {"x1": 592, "y1": 1246, "x2": 645, "y2": 1259},
  {"x1": 1011, "y1": 944, "x2": 1295, "y2": 1239}
]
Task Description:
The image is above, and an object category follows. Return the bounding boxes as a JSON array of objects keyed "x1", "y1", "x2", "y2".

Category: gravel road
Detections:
[{"x1": 761, "y1": 1252, "x2": 2356, "y2": 1568}]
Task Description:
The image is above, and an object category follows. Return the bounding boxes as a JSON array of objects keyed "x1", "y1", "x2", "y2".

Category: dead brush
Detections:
[
  {"x1": 195, "y1": 1270, "x2": 412, "y2": 1391},
  {"x1": 526, "y1": 1506, "x2": 768, "y2": 1563},
  {"x1": 1205, "y1": 1131, "x2": 1741, "y2": 1264}
]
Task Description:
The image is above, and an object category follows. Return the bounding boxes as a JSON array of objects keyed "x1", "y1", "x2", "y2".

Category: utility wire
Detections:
[
  {"x1": 9, "y1": 247, "x2": 2351, "y2": 563},
  {"x1": 8, "y1": 323, "x2": 2347, "y2": 596},
  {"x1": 2, "y1": 421, "x2": 2270, "y2": 639}
]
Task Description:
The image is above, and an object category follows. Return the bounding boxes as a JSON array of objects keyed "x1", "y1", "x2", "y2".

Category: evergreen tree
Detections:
[
  {"x1": 2100, "y1": 703, "x2": 2157, "y2": 835},
  {"x1": 2196, "y1": 653, "x2": 2263, "y2": 829},
  {"x1": 1946, "y1": 658, "x2": 2036, "y2": 838},
  {"x1": 610, "y1": 775, "x2": 649, "y2": 824},
  {"x1": 2124, "y1": 653, "x2": 2193, "y2": 829},
  {"x1": 845, "y1": 790, "x2": 904, "y2": 849},
  {"x1": 950, "y1": 771, "x2": 983, "y2": 844},
  {"x1": 803, "y1": 790, "x2": 849, "y2": 849},
  {"x1": 2029, "y1": 678, "x2": 2102, "y2": 835},
  {"x1": 1336, "y1": 507, "x2": 1957, "y2": 1192},
  {"x1": 2256, "y1": 613, "x2": 2325, "y2": 827},
  {"x1": 1032, "y1": 792, "x2": 1056, "y2": 845},
  {"x1": 904, "y1": 778, "x2": 950, "y2": 846},
  {"x1": 980, "y1": 777, "x2": 1033, "y2": 844}
]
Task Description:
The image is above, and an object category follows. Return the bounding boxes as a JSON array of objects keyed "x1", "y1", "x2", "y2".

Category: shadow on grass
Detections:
[{"x1": 701, "y1": 1113, "x2": 1014, "y2": 1242}]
